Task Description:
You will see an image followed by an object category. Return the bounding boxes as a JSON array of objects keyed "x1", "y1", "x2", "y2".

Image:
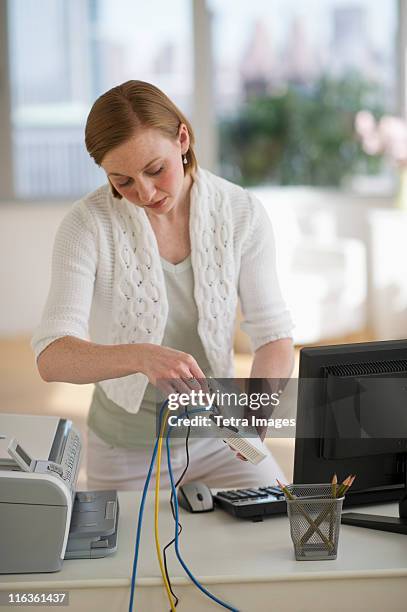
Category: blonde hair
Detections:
[{"x1": 85, "y1": 80, "x2": 197, "y2": 198}]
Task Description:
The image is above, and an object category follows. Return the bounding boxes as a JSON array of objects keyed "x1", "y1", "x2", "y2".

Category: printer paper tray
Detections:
[{"x1": 65, "y1": 490, "x2": 119, "y2": 559}]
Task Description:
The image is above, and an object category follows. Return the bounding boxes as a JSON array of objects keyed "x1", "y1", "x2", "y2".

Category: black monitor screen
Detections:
[{"x1": 294, "y1": 339, "x2": 407, "y2": 507}]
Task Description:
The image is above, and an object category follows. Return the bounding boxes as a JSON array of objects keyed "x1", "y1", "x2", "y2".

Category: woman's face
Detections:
[{"x1": 101, "y1": 124, "x2": 190, "y2": 216}]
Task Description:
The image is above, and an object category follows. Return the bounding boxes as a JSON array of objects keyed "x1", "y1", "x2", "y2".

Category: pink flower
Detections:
[
  {"x1": 355, "y1": 110, "x2": 407, "y2": 166},
  {"x1": 355, "y1": 110, "x2": 377, "y2": 138},
  {"x1": 378, "y1": 116, "x2": 407, "y2": 162}
]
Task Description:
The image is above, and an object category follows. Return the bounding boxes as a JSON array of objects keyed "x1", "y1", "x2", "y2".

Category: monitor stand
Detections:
[{"x1": 341, "y1": 463, "x2": 407, "y2": 535}]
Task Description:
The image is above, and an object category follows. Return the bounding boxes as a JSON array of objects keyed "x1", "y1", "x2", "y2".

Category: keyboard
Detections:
[{"x1": 214, "y1": 486, "x2": 287, "y2": 521}]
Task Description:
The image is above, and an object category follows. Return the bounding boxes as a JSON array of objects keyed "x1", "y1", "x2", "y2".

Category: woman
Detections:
[{"x1": 32, "y1": 80, "x2": 294, "y2": 491}]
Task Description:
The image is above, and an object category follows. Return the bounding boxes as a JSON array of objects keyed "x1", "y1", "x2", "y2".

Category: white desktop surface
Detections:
[{"x1": 1, "y1": 491, "x2": 406, "y2": 611}]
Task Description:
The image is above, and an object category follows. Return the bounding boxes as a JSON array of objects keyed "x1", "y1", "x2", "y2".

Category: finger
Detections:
[
  {"x1": 188, "y1": 364, "x2": 210, "y2": 394},
  {"x1": 156, "y1": 378, "x2": 190, "y2": 400},
  {"x1": 224, "y1": 442, "x2": 248, "y2": 461},
  {"x1": 168, "y1": 377, "x2": 194, "y2": 396},
  {"x1": 256, "y1": 425, "x2": 268, "y2": 442},
  {"x1": 178, "y1": 361, "x2": 208, "y2": 396},
  {"x1": 236, "y1": 452, "x2": 248, "y2": 461},
  {"x1": 182, "y1": 375, "x2": 202, "y2": 392}
]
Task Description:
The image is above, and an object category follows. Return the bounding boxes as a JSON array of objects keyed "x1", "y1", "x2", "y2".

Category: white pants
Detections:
[{"x1": 86, "y1": 428, "x2": 286, "y2": 491}]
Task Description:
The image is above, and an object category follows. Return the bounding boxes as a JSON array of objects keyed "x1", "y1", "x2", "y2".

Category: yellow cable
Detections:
[{"x1": 155, "y1": 407, "x2": 176, "y2": 612}]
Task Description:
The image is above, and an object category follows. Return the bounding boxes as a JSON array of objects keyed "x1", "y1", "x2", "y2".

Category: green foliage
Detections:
[{"x1": 219, "y1": 73, "x2": 385, "y2": 187}]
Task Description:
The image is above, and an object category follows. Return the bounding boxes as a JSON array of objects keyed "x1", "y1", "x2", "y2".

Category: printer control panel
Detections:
[{"x1": 60, "y1": 429, "x2": 81, "y2": 485}]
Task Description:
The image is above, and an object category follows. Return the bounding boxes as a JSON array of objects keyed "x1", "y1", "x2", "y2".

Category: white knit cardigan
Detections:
[{"x1": 32, "y1": 168, "x2": 294, "y2": 413}]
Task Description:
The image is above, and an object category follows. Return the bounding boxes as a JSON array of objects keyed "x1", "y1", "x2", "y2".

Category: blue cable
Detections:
[
  {"x1": 166, "y1": 408, "x2": 240, "y2": 612},
  {"x1": 129, "y1": 401, "x2": 239, "y2": 612},
  {"x1": 128, "y1": 399, "x2": 168, "y2": 612}
]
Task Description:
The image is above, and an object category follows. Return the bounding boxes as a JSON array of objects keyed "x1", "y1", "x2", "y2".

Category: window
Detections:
[
  {"x1": 209, "y1": 0, "x2": 398, "y2": 187},
  {"x1": 4, "y1": 0, "x2": 403, "y2": 199},
  {"x1": 8, "y1": 0, "x2": 192, "y2": 199}
]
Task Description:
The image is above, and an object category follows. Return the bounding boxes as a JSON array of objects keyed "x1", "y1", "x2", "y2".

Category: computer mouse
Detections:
[{"x1": 177, "y1": 481, "x2": 214, "y2": 513}]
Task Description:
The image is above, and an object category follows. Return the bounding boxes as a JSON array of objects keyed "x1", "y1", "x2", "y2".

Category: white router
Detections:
[
  {"x1": 223, "y1": 434, "x2": 268, "y2": 465},
  {"x1": 205, "y1": 377, "x2": 269, "y2": 465}
]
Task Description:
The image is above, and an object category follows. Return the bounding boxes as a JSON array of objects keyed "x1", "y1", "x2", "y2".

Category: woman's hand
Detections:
[{"x1": 136, "y1": 343, "x2": 209, "y2": 396}]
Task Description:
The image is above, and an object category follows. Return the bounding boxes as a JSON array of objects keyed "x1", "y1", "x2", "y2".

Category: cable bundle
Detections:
[{"x1": 128, "y1": 401, "x2": 239, "y2": 612}]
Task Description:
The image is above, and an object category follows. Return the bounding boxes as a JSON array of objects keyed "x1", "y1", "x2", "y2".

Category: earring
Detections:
[{"x1": 183, "y1": 154, "x2": 188, "y2": 165}]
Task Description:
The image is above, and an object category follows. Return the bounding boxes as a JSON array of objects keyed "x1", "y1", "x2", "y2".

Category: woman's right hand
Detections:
[{"x1": 135, "y1": 343, "x2": 209, "y2": 396}]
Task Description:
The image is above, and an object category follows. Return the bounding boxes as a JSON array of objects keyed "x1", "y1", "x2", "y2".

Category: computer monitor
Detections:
[{"x1": 293, "y1": 339, "x2": 407, "y2": 533}]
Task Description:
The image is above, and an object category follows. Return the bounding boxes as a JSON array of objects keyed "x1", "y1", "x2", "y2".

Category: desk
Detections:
[{"x1": 1, "y1": 491, "x2": 407, "y2": 611}]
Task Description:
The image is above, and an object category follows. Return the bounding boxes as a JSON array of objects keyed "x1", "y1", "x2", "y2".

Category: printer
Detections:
[{"x1": 0, "y1": 413, "x2": 119, "y2": 574}]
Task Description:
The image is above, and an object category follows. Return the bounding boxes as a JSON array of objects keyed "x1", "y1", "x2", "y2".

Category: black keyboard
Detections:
[{"x1": 214, "y1": 486, "x2": 287, "y2": 521}]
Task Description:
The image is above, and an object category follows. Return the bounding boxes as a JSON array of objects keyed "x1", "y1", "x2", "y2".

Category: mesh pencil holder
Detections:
[{"x1": 286, "y1": 484, "x2": 344, "y2": 561}]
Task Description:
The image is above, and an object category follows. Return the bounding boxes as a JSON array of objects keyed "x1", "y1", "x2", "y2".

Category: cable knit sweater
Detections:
[{"x1": 32, "y1": 168, "x2": 294, "y2": 413}]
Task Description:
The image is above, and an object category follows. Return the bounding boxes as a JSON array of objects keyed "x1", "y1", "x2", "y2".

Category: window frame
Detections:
[{"x1": 0, "y1": 0, "x2": 13, "y2": 201}]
